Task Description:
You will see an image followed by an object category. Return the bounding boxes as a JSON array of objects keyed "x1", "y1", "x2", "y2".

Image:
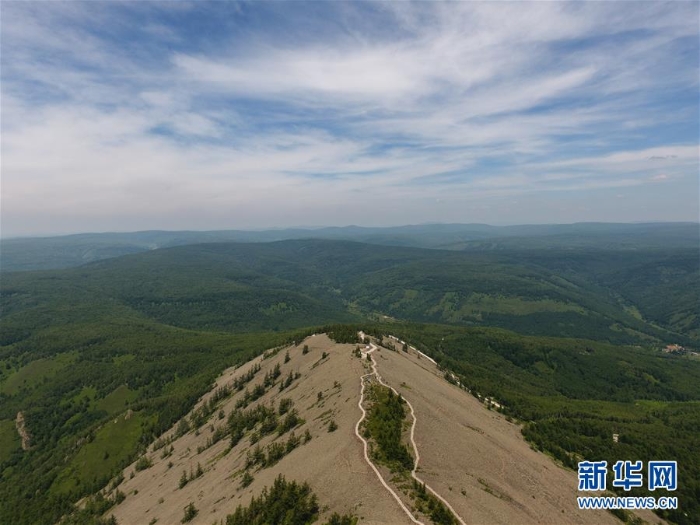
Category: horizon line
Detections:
[{"x1": 2, "y1": 220, "x2": 698, "y2": 242}]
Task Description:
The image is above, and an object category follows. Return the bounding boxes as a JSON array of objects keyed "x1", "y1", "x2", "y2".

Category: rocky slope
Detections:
[{"x1": 99, "y1": 334, "x2": 649, "y2": 525}]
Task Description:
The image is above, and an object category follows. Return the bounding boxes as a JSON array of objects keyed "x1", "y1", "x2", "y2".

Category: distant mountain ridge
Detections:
[{"x1": 2, "y1": 222, "x2": 697, "y2": 272}]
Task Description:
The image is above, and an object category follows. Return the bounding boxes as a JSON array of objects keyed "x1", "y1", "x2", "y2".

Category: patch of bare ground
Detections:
[
  {"x1": 105, "y1": 335, "x2": 413, "y2": 525},
  {"x1": 375, "y1": 339, "x2": 663, "y2": 525},
  {"x1": 358, "y1": 343, "x2": 463, "y2": 525},
  {"x1": 15, "y1": 411, "x2": 31, "y2": 450}
]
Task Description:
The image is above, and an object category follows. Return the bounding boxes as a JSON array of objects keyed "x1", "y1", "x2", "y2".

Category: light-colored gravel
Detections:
[
  {"x1": 107, "y1": 335, "x2": 413, "y2": 525},
  {"x1": 105, "y1": 333, "x2": 662, "y2": 525}
]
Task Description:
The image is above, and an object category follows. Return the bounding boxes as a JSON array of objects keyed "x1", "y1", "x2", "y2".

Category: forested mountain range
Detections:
[
  {"x1": 2, "y1": 222, "x2": 697, "y2": 271},
  {"x1": 1, "y1": 230, "x2": 698, "y2": 524},
  {"x1": 4, "y1": 237, "x2": 697, "y2": 344}
]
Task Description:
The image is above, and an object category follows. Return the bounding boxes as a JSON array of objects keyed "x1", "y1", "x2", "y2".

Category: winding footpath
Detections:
[
  {"x1": 355, "y1": 339, "x2": 467, "y2": 525},
  {"x1": 355, "y1": 356, "x2": 424, "y2": 525}
]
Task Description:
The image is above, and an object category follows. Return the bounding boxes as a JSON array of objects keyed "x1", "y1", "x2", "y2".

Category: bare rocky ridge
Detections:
[{"x1": 102, "y1": 334, "x2": 655, "y2": 525}]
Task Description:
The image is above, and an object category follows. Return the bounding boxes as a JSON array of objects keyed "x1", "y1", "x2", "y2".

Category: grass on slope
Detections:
[
  {"x1": 51, "y1": 411, "x2": 154, "y2": 495},
  {"x1": 1, "y1": 352, "x2": 77, "y2": 395}
]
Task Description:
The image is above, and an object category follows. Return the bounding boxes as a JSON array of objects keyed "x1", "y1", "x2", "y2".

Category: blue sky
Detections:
[{"x1": 1, "y1": 1, "x2": 698, "y2": 236}]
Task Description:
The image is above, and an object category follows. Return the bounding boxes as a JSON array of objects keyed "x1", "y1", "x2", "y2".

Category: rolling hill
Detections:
[
  {"x1": 2, "y1": 238, "x2": 696, "y2": 344},
  {"x1": 2, "y1": 222, "x2": 697, "y2": 272},
  {"x1": 1, "y1": 237, "x2": 699, "y2": 524}
]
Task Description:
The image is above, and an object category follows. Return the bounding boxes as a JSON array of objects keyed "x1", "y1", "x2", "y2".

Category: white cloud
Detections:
[{"x1": 1, "y1": 1, "x2": 698, "y2": 236}]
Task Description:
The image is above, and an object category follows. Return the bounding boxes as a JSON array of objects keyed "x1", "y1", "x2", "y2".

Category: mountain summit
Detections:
[{"x1": 101, "y1": 333, "x2": 644, "y2": 525}]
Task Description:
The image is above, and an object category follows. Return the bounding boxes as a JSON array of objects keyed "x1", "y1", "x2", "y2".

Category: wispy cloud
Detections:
[{"x1": 1, "y1": 1, "x2": 697, "y2": 236}]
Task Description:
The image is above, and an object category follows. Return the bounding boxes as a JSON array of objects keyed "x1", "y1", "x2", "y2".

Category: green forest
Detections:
[
  {"x1": 363, "y1": 384, "x2": 414, "y2": 472},
  {"x1": 3, "y1": 238, "x2": 697, "y2": 344},
  {"x1": 1, "y1": 233, "x2": 698, "y2": 524}
]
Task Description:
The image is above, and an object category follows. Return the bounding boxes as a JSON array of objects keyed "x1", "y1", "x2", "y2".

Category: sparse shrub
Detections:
[
  {"x1": 263, "y1": 364, "x2": 281, "y2": 387},
  {"x1": 302, "y1": 345, "x2": 309, "y2": 355},
  {"x1": 279, "y1": 398, "x2": 293, "y2": 415},
  {"x1": 245, "y1": 444, "x2": 265, "y2": 469},
  {"x1": 241, "y1": 471, "x2": 254, "y2": 488},
  {"x1": 279, "y1": 371, "x2": 297, "y2": 392},
  {"x1": 175, "y1": 418, "x2": 190, "y2": 438},
  {"x1": 410, "y1": 478, "x2": 457, "y2": 524},
  {"x1": 161, "y1": 444, "x2": 173, "y2": 459},
  {"x1": 152, "y1": 437, "x2": 167, "y2": 451},
  {"x1": 328, "y1": 420, "x2": 338, "y2": 432},
  {"x1": 211, "y1": 425, "x2": 227, "y2": 444},
  {"x1": 324, "y1": 513, "x2": 358, "y2": 525},
  {"x1": 109, "y1": 472, "x2": 124, "y2": 491},
  {"x1": 181, "y1": 502, "x2": 198, "y2": 523},
  {"x1": 277, "y1": 410, "x2": 301, "y2": 436},
  {"x1": 265, "y1": 442, "x2": 286, "y2": 467},
  {"x1": 179, "y1": 470, "x2": 189, "y2": 489},
  {"x1": 286, "y1": 432, "x2": 300, "y2": 453}
]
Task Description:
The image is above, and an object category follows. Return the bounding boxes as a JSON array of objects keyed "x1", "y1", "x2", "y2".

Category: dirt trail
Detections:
[
  {"x1": 356, "y1": 362, "x2": 424, "y2": 524},
  {"x1": 15, "y1": 411, "x2": 31, "y2": 450},
  {"x1": 376, "y1": 337, "x2": 626, "y2": 525},
  {"x1": 357, "y1": 341, "x2": 467, "y2": 525}
]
